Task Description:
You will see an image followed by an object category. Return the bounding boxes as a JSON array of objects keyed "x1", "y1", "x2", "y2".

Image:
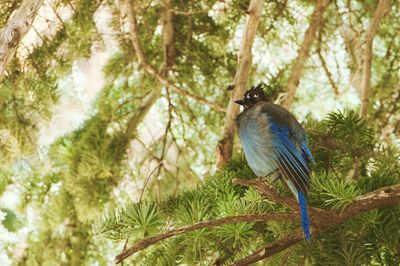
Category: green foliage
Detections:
[
  {"x1": 312, "y1": 172, "x2": 361, "y2": 210},
  {"x1": 121, "y1": 201, "x2": 162, "y2": 238},
  {"x1": 1, "y1": 0, "x2": 400, "y2": 265},
  {"x1": 325, "y1": 110, "x2": 374, "y2": 149},
  {"x1": 92, "y1": 109, "x2": 400, "y2": 265},
  {"x1": 1, "y1": 208, "x2": 23, "y2": 232},
  {"x1": 49, "y1": 115, "x2": 130, "y2": 222},
  {"x1": 0, "y1": 168, "x2": 12, "y2": 196}
]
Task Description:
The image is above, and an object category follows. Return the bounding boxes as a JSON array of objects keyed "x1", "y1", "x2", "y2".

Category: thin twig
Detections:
[
  {"x1": 120, "y1": 237, "x2": 129, "y2": 266},
  {"x1": 138, "y1": 161, "x2": 164, "y2": 202},
  {"x1": 317, "y1": 26, "x2": 340, "y2": 96}
]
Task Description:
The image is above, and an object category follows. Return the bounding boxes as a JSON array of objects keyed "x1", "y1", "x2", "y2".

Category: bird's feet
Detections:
[{"x1": 261, "y1": 169, "x2": 280, "y2": 184}]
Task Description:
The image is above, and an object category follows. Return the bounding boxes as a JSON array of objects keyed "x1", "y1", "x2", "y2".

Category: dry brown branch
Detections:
[
  {"x1": 360, "y1": 0, "x2": 391, "y2": 119},
  {"x1": 138, "y1": 161, "x2": 164, "y2": 202},
  {"x1": 124, "y1": 0, "x2": 226, "y2": 113},
  {"x1": 318, "y1": 51, "x2": 340, "y2": 96},
  {"x1": 231, "y1": 183, "x2": 400, "y2": 265},
  {"x1": 216, "y1": 0, "x2": 264, "y2": 168},
  {"x1": 114, "y1": 213, "x2": 298, "y2": 264},
  {"x1": 280, "y1": 0, "x2": 330, "y2": 108},
  {"x1": 0, "y1": 0, "x2": 45, "y2": 76}
]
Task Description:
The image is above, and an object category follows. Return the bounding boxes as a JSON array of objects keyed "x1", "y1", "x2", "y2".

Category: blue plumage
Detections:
[
  {"x1": 235, "y1": 84, "x2": 312, "y2": 241},
  {"x1": 298, "y1": 192, "x2": 310, "y2": 241}
]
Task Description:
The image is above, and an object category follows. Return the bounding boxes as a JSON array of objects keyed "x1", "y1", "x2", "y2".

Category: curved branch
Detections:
[
  {"x1": 115, "y1": 213, "x2": 298, "y2": 264},
  {"x1": 0, "y1": 0, "x2": 45, "y2": 76},
  {"x1": 232, "y1": 183, "x2": 400, "y2": 266},
  {"x1": 123, "y1": 0, "x2": 176, "y2": 138}
]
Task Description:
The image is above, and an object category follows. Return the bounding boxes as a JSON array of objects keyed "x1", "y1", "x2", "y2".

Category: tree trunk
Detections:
[{"x1": 216, "y1": 0, "x2": 264, "y2": 168}]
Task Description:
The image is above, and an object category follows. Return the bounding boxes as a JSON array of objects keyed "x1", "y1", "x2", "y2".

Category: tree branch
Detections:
[
  {"x1": 360, "y1": 0, "x2": 390, "y2": 119},
  {"x1": 317, "y1": 27, "x2": 339, "y2": 96},
  {"x1": 113, "y1": 179, "x2": 400, "y2": 265},
  {"x1": 232, "y1": 230, "x2": 304, "y2": 266},
  {"x1": 280, "y1": 0, "x2": 330, "y2": 108},
  {"x1": 115, "y1": 213, "x2": 298, "y2": 264},
  {"x1": 0, "y1": 0, "x2": 45, "y2": 76},
  {"x1": 216, "y1": 0, "x2": 264, "y2": 168},
  {"x1": 130, "y1": 169, "x2": 394, "y2": 266},
  {"x1": 232, "y1": 183, "x2": 400, "y2": 266},
  {"x1": 124, "y1": 0, "x2": 226, "y2": 113},
  {"x1": 123, "y1": 0, "x2": 176, "y2": 139}
]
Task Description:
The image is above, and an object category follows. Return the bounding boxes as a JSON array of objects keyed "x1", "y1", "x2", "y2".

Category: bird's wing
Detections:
[
  {"x1": 260, "y1": 102, "x2": 313, "y2": 163},
  {"x1": 269, "y1": 120, "x2": 311, "y2": 194},
  {"x1": 260, "y1": 103, "x2": 311, "y2": 194}
]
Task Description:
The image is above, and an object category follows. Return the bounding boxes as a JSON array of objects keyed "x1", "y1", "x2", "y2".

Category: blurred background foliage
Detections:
[{"x1": 0, "y1": 0, "x2": 399, "y2": 265}]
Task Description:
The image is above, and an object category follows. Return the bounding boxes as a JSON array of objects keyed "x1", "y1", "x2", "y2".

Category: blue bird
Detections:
[{"x1": 235, "y1": 84, "x2": 312, "y2": 241}]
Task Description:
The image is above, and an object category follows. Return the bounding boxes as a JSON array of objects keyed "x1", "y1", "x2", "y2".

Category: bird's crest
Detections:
[{"x1": 235, "y1": 83, "x2": 268, "y2": 108}]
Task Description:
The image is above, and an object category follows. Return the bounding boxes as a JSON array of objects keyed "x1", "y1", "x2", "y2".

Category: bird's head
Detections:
[{"x1": 235, "y1": 83, "x2": 268, "y2": 109}]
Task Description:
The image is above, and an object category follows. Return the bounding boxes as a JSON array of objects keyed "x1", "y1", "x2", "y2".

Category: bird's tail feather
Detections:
[{"x1": 298, "y1": 192, "x2": 310, "y2": 241}]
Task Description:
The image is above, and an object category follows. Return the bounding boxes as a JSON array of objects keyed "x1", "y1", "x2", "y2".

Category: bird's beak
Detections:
[{"x1": 235, "y1": 99, "x2": 245, "y2": 105}]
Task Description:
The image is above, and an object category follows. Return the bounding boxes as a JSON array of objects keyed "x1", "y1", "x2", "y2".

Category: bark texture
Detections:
[{"x1": 0, "y1": 0, "x2": 45, "y2": 76}]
